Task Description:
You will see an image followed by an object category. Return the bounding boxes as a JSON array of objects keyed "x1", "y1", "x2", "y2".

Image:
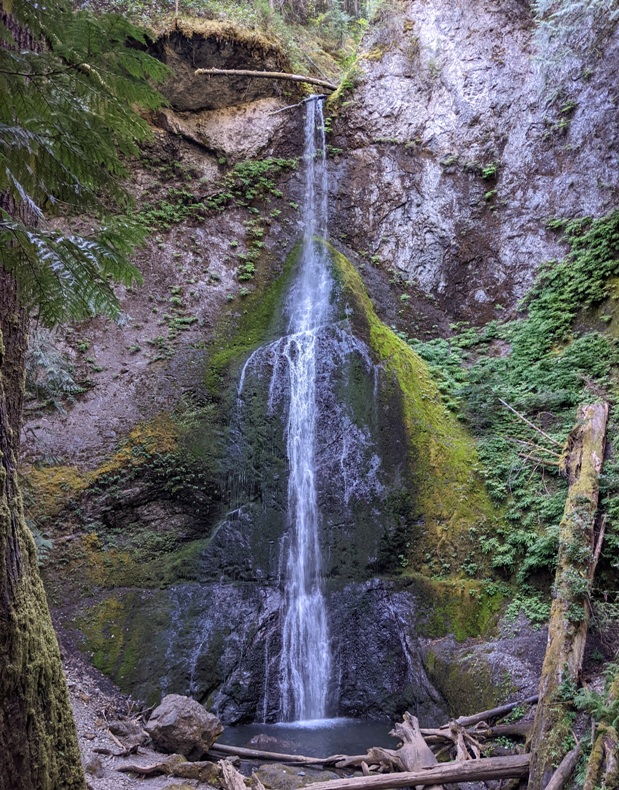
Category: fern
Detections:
[
  {"x1": 0, "y1": 0, "x2": 168, "y2": 324},
  {"x1": 25, "y1": 328, "x2": 83, "y2": 412}
]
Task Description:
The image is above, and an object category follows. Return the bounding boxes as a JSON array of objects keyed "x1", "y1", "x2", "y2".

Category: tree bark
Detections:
[
  {"x1": 194, "y1": 67, "x2": 338, "y2": 91},
  {"x1": 583, "y1": 670, "x2": 619, "y2": 790},
  {"x1": 0, "y1": 326, "x2": 86, "y2": 790},
  {"x1": 527, "y1": 401, "x2": 609, "y2": 790},
  {"x1": 0, "y1": 10, "x2": 87, "y2": 788},
  {"x1": 299, "y1": 754, "x2": 531, "y2": 790}
]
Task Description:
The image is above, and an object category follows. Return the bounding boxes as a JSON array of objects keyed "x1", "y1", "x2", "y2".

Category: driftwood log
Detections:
[
  {"x1": 528, "y1": 401, "x2": 609, "y2": 789},
  {"x1": 221, "y1": 759, "x2": 248, "y2": 790},
  {"x1": 544, "y1": 744, "x2": 582, "y2": 790},
  {"x1": 194, "y1": 67, "x2": 338, "y2": 92},
  {"x1": 300, "y1": 754, "x2": 531, "y2": 790}
]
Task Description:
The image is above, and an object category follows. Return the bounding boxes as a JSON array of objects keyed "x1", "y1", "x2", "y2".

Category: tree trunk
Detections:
[
  {"x1": 583, "y1": 670, "x2": 619, "y2": 790},
  {"x1": 0, "y1": 10, "x2": 86, "y2": 786},
  {"x1": 0, "y1": 323, "x2": 86, "y2": 790},
  {"x1": 527, "y1": 401, "x2": 609, "y2": 790}
]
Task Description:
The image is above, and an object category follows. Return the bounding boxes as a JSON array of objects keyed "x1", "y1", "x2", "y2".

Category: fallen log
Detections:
[
  {"x1": 443, "y1": 696, "x2": 538, "y2": 730},
  {"x1": 194, "y1": 67, "x2": 338, "y2": 92},
  {"x1": 300, "y1": 754, "x2": 530, "y2": 790},
  {"x1": 544, "y1": 744, "x2": 581, "y2": 790},
  {"x1": 208, "y1": 742, "x2": 338, "y2": 765},
  {"x1": 390, "y1": 713, "x2": 443, "y2": 790},
  {"x1": 528, "y1": 401, "x2": 609, "y2": 790}
]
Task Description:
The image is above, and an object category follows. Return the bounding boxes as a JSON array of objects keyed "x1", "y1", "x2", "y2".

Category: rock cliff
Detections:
[{"x1": 330, "y1": 0, "x2": 619, "y2": 326}]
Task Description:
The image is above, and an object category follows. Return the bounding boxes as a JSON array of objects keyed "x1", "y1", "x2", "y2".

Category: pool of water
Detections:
[{"x1": 218, "y1": 718, "x2": 399, "y2": 758}]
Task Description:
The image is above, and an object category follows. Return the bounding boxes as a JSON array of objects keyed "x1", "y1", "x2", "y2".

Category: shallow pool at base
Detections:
[{"x1": 218, "y1": 718, "x2": 399, "y2": 757}]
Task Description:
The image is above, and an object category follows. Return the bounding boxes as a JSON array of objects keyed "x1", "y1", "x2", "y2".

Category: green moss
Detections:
[
  {"x1": 411, "y1": 574, "x2": 504, "y2": 640},
  {"x1": 329, "y1": 243, "x2": 496, "y2": 571},
  {"x1": 78, "y1": 591, "x2": 172, "y2": 695},
  {"x1": 204, "y1": 242, "x2": 299, "y2": 396},
  {"x1": 425, "y1": 646, "x2": 515, "y2": 716}
]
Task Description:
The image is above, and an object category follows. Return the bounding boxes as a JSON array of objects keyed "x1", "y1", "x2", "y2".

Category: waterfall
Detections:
[
  {"x1": 235, "y1": 97, "x2": 382, "y2": 721},
  {"x1": 277, "y1": 97, "x2": 332, "y2": 721}
]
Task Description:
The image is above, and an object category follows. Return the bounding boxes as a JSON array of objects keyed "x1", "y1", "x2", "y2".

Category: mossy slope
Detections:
[{"x1": 330, "y1": 243, "x2": 496, "y2": 571}]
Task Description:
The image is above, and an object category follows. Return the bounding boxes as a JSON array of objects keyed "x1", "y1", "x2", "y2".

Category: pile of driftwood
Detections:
[
  {"x1": 207, "y1": 697, "x2": 537, "y2": 790},
  {"x1": 115, "y1": 697, "x2": 534, "y2": 787}
]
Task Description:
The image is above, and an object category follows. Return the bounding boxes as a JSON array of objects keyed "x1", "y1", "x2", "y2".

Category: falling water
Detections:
[{"x1": 277, "y1": 97, "x2": 332, "y2": 721}]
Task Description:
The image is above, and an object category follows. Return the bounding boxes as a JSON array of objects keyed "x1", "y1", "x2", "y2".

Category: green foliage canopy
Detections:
[{"x1": 0, "y1": 0, "x2": 168, "y2": 325}]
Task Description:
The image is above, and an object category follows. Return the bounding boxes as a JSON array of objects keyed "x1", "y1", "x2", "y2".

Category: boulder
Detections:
[
  {"x1": 145, "y1": 694, "x2": 223, "y2": 759},
  {"x1": 255, "y1": 763, "x2": 340, "y2": 790}
]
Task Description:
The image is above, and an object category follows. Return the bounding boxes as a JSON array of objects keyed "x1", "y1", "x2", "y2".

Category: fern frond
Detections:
[{"x1": 0, "y1": 0, "x2": 167, "y2": 324}]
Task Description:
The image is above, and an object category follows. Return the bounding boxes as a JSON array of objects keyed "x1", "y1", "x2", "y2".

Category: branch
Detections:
[
  {"x1": 506, "y1": 437, "x2": 562, "y2": 458},
  {"x1": 267, "y1": 95, "x2": 327, "y2": 115},
  {"x1": 194, "y1": 67, "x2": 338, "y2": 92},
  {"x1": 451, "y1": 695, "x2": 539, "y2": 728},
  {"x1": 498, "y1": 398, "x2": 563, "y2": 447}
]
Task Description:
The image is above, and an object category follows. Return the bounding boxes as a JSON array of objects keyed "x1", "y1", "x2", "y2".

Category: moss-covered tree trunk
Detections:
[
  {"x1": 527, "y1": 401, "x2": 609, "y2": 790},
  {"x1": 0, "y1": 292, "x2": 86, "y2": 788},
  {"x1": 583, "y1": 670, "x2": 619, "y2": 790}
]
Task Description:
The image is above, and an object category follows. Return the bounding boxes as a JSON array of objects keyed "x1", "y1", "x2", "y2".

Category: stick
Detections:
[
  {"x1": 517, "y1": 452, "x2": 560, "y2": 466},
  {"x1": 267, "y1": 96, "x2": 327, "y2": 115},
  {"x1": 208, "y1": 743, "x2": 336, "y2": 764},
  {"x1": 118, "y1": 761, "x2": 170, "y2": 776},
  {"x1": 221, "y1": 759, "x2": 248, "y2": 790},
  {"x1": 304, "y1": 754, "x2": 531, "y2": 790},
  {"x1": 194, "y1": 67, "x2": 338, "y2": 92},
  {"x1": 498, "y1": 398, "x2": 563, "y2": 446},
  {"x1": 506, "y1": 437, "x2": 562, "y2": 458}
]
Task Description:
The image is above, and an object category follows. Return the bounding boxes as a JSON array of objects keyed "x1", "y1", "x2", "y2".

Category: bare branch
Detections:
[{"x1": 498, "y1": 398, "x2": 563, "y2": 446}]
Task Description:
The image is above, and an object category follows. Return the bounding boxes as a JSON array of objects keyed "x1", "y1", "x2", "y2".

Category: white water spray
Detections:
[{"x1": 277, "y1": 97, "x2": 332, "y2": 721}]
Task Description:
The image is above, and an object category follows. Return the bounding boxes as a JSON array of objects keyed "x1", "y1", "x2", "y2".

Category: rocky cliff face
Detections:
[
  {"x1": 330, "y1": 0, "x2": 619, "y2": 327},
  {"x1": 23, "y1": 5, "x2": 618, "y2": 725}
]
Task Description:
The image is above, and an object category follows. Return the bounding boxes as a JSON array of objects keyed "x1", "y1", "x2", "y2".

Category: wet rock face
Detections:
[
  {"x1": 76, "y1": 580, "x2": 448, "y2": 726},
  {"x1": 423, "y1": 615, "x2": 548, "y2": 716},
  {"x1": 331, "y1": 0, "x2": 619, "y2": 324}
]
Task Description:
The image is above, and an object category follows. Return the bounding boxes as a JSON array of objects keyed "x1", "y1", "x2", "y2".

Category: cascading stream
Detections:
[{"x1": 278, "y1": 97, "x2": 332, "y2": 722}]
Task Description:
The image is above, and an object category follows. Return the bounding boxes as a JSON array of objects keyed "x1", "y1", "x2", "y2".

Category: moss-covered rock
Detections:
[{"x1": 329, "y1": 243, "x2": 497, "y2": 572}]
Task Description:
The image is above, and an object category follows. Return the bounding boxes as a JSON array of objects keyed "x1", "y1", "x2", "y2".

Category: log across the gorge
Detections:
[
  {"x1": 528, "y1": 401, "x2": 609, "y2": 790},
  {"x1": 194, "y1": 67, "x2": 338, "y2": 92}
]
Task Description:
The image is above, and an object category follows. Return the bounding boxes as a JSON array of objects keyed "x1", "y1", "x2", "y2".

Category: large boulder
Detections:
[{"x1": 145, "y1": 694, "x2": 223, "y2": 759}]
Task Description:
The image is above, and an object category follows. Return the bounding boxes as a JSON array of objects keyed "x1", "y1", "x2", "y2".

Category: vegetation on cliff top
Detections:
[{"x1": 81, "y1": 0, "x2": 377, "y2": 79}]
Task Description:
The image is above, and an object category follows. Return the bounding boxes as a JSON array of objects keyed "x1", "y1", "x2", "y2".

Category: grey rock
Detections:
[
  {"x1": 145, "y1": 694, "x2": 223, "y2": 759},
  {"x1": 331, "y1": 0, "x2": 619, "y2": 326},
  {"x1": 256, "y1": 763, "x2": 339, "y2": 790}
]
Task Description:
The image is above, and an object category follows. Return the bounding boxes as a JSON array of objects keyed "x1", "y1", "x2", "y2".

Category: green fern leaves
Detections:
[{"x1": 0, "y1": 0, "x2": 168, "y2": 324}]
